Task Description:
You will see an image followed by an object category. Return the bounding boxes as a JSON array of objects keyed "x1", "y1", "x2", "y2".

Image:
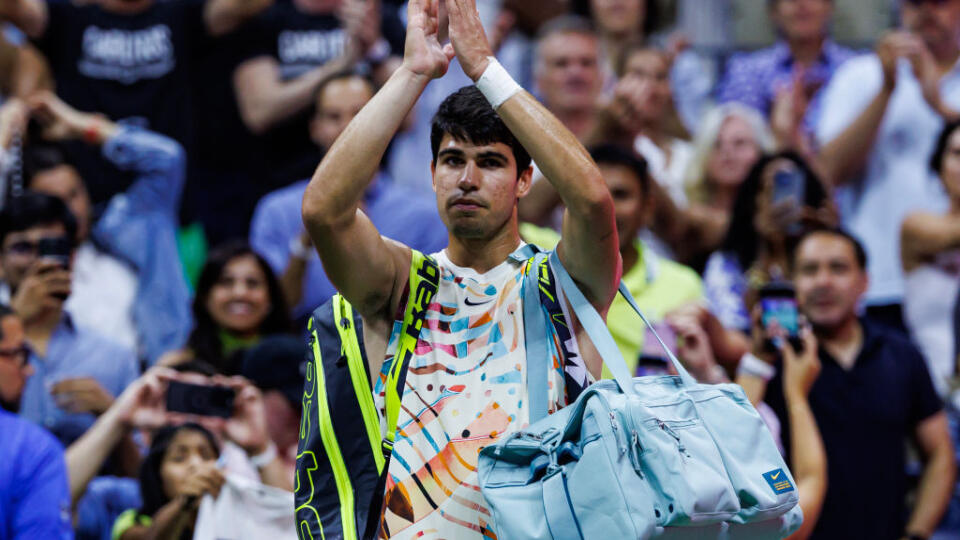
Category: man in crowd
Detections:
[
  {"x1": 0, "y1": 305, "x2": 72, "y2": 539},
  {"x1": 0, "y1": 192, "x2": 139, "y2": 451},
  {"x1": 24, "y1": 92, "x2": 191, "y2": 365},
  {"x1": 234, "y1": 0, "x2": 403, "y2": 186},
  {"x1": 764, "y1": 228, "x2": 955, "y2": 539},
  {"x1": 0, "y1": 0, "x2": 272, "y2": 204},
  {"x1": 300, "y1": 0, "x2": 619, "y2": 536},
  {"x1": 718, "y1": 0, "x2": 855, "y2": 132},
  {"x1": 816, "y1": 0, "x2": 960, "y2": 330},
  {"x1": 250, "y1": 72, "x2": 446, "y2": 321}
]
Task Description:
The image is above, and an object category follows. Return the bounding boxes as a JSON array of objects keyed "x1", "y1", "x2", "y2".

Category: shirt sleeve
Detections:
[
  {"x1": 234, "y1": 10, "x2": 275, "y2": 66},
  {"x1": 249, "y1": 195, "x2": 292, "y2": 275},
  {"x1": 102, "y1": 126, "x2": 186, "y2": 216},
  {"x1": 13, "y1": 433, "x2": 71, "y2": 540},
  {"x1": 908, "y1": 344, "x2": 943, "y2": 425},
  {"x1": 702, "y1": 252, "x2": 750, "y2": 331},
  {"x1": 815, "y1": 54, "x2": 883, "y2": 146}
]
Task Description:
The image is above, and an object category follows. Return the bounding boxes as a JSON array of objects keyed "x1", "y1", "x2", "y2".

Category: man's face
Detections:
[
  {"x1": 902, "y1": 0, "x2": 960, "y2": 52},
  {"x1": 431, "y1": 134, "x2": 532, "y2": 240},
  {"x1": 794, "y1": 232, "x2": 867, "y2": 330},
  {"x1": 29, "y1": 165, "x2": 91, "y2": 242},
  {"x1": 771, "y1": 0, "x2": 832, "y2": 42},
  {"x1": 621, "y1": 49, "x2": 671, "y2": 123},
  {"x1": 310, "y1": 77, "x2": 375, "y2": 151},
  {"x1": 0, "y1": 315, "x2": 31, "y2": 412},
  {"x1": 536, "y1": 32, "x2": 602, "y2": 115},
  {"x1": 1, "y1": 223, "x2": 71, "y2": 290},
  {"x1": 601, "y1": 163, "x2": 646, "y2": 251}
]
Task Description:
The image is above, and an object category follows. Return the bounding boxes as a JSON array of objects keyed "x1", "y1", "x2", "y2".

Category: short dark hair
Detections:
[
  {"x1": 0, "y1": 191, "x2": 77, "y2": 247},
  {"x1": 793, "y1": 227, "x2": 868, "y2": 271},
  {"x1": 430, "y1": 86, "x2": 532, "y2": 176},
  {"x1": 931, "y1": 119, "x2": 960, "y2": 176},
  {"x1": 589, "y1": 143, "x2": 650, "y2": 196},
  {"x1": 23, "y1": 144, "x2": 72, "y2": 186}
]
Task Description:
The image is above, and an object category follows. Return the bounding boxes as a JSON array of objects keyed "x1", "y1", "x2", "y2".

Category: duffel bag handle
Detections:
[{"x1": 548, "y1": 251, "x2": 698, "y2": 391}]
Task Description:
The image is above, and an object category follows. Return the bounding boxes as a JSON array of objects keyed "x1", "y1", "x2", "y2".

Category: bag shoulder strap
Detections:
[
  {"x1": 547, "y1": 251, "x2": 697, "y2": 394},
  {"x1": 384, "y1": 249, "x2": 440, "y2": 451}
]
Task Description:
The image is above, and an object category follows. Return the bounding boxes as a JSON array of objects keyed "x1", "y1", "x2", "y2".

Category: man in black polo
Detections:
[{"x1": 765, "y1": 228, "x2": 955, "y2": 540}]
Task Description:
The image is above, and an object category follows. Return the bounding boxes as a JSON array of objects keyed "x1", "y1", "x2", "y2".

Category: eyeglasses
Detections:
[{"x1": 0, "y1": 345, "x2": 30, "y2": 368}]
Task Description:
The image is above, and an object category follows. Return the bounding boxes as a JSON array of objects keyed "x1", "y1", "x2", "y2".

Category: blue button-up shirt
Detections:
[
  {"x1": 250, "y1": 176, "x2": 449, "y2": 319},
  {"x1": 95, "y1": 127, "x2": 193, "y2": 364},
  {"x1": 0, "y1": 409, "x2": 72, "y2": 540},
  {"x1": 20, "y1": 315, "x2": 139, "y2": 447},
  {"x1": 717, "y1": 39, "x2": 856, "y2": 131}
]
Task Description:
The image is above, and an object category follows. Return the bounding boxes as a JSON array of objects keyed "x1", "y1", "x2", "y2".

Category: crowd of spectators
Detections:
[{"x1": 0, "y1": 0, "x2": 959, "y2": 539}]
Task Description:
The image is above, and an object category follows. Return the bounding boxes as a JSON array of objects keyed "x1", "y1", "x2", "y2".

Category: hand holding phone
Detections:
[
  {"x1": 165, "y1": 380, "x2": 236, "y2": 418},
  {"x1": 758, "y1": 282, "x2": 804, "y2": 354}
]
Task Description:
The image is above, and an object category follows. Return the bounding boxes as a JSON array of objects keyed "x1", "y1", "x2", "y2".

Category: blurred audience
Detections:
[
  {"x1": 717, "y1": 0, "x2": 855, "y2": 137},
  {"x1": 234, "y1": 0, "x2": 403, "y2": 187},
  {"x1": 0, "y1": 304, "x2": 72, "y2": 540},
  {"x1": 249, "y1": 72, "x2": 445, "y2": 321},
  {"x1": 816, "y1": 0, "x2": 960, "y2": 331},
  {"x1": 24, "y1": 92, "x2": 191, "y2": 365},
  {"x1": 703, "y1": 151, "x2": 833, "y2": 333},
  {"x1": 765, "y1": 228, "x2": 954, "y2": 540},
  {"x1": 162, "y1": 242, "x2": 292, "y2": 375},
  {"x1": 0, "y1": 192, "x2": 139, "y2": 450}
]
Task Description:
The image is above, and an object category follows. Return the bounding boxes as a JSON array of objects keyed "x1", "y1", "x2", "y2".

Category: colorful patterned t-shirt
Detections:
[{"x1": 374, "y1": 247, "x2": 585, "y2": 539}]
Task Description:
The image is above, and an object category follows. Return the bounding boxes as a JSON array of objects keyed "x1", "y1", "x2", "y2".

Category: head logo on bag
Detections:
[{"x1": 762, "y1": 469, "x2": 794, "y2": 495}]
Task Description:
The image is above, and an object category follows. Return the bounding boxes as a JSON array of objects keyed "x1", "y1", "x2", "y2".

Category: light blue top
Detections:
[
  {"x1": 816, "y1": 54, "x2": 960, "y2": 305},
  {"x1": 20, "y1": 314, "x2": 139, "y2": 447},
  {"x1": 96, "y1": 126, "x2": 192, "y2": 363}
]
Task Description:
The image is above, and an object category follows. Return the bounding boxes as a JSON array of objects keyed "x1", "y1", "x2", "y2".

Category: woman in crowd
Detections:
[
  {"x1": 902, "y1": 120, "x2": 960, "y2": 399},
  {"x1": 572, "y1": 0, "x2": 658, "y2": 80},
  {"x1": 162, "y1": 242, "x2": 293, "y2": 374},
  {"x1": 703, "y1": 151, "x2": 834, "y2": 333}
]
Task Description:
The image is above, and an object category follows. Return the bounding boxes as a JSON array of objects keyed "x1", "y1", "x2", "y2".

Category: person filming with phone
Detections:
[{"x1": 754, "y1": 228, "x2": 955, "y2": 540}]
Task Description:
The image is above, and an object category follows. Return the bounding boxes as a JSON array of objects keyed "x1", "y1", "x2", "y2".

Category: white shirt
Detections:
[
  {"x1": 816, "y1": 55, "x2": 959, "y2": 305},
  {"x1": 635, "y1": 134, "x2": 693, "y2": 208},
  {"x1": 65, "y1": 242, "x2": 138, "y2": 352}
]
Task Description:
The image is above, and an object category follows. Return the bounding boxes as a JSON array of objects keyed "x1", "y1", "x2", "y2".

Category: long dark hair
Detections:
[
  {"x1": 187, "y1": 241, "x2": 291, "y2": 374},
  {"x1": 138, "y1": 423, "x2": 220, "y2": 516},
  {"x1": 720, "y1": 151, "x2": 830, "y2": 270}
]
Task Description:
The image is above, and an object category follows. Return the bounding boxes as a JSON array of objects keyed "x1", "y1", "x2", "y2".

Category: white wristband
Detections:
[
  {"x1": 475, "y1": 57, "x2": 521, "y2": 109},
  {"x1": 736, "y1": 352, "x2": 776, "y2": 382},
  {"x1": 248, "y1": 442, "x2": 278, "y2": 468}
]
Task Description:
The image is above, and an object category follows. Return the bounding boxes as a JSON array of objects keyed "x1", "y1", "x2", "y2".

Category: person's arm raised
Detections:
[
  {"x1": 302, "y1": 0, "x2": 454, "y2": 320},
  {"x1": 445, "y1": 0, "x2": 620, "y2": 310}
]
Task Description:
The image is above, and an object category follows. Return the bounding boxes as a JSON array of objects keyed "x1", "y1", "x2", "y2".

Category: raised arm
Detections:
[
  {"x1": 0, "y1": 0, "x2": 46, "y2": 39},
  {"x1": 818, "y1": 33, "x2": 909, "y2": 186},
  {"x1": 302, "y1": 0, "x2": 454, "y2": 320},
  {"x1": 445, "y1": 0, "x2": 619, "y2": 309},
  {"x1": 233, "y1": 0, "x2": 378, "y2": 134},
  {"x1": 901, "y1": 212, "x2": 960, "y2": 272}
]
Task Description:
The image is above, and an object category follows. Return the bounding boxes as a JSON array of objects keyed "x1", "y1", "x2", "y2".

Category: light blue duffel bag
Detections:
[{"x1": 477, "y1": 250, "x2": 803, "y2": 539}]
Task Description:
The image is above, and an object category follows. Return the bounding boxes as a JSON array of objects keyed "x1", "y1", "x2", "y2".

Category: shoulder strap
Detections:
[
  {"x1": 523, "y1": 251, "x2": 551, "y2": 424},
  {"x1": 383, "y1": 250, "x2": 440, "y2": 452},
  {"x1": 547, "y1": 251, "x2": 697, "y2": 392}
]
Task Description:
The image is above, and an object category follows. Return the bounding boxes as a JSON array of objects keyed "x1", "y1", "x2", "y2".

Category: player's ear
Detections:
[
  {"x1": 516, "y1": 166, "x2": 534, "y2": 198},
  {"x1": 431, "y1": 160, "x2": 438, "y2": 193}
]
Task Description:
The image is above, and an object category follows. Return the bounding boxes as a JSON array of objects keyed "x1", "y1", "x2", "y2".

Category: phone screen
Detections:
[
  {"x1": 760, "y1": 297, "x2": 800, "y2": 338},
  {"x1": 165, "y1": 380, "x2": 235, "y2": 418}
]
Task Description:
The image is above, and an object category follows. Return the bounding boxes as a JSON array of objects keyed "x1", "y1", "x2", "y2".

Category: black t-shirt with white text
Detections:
[{"x1": 35, "y1": 0, "x2": 207, "y2": 202}]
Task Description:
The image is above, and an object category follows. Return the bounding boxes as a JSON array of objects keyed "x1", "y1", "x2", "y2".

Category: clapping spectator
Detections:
[
  {"x1": 717, "y1": 0, "x2": 855, "y2": 136},
  {"x1": 234, "y1": 0, "x2": 403, "y2": 186},
  {"x1": 816, "y1": 0, "x2": 960, "y2": 331},
  {"x1": 703, "y1": 151, "x2": 833, "y2": 333},
  {"x1": 0, "y1": 0, "x2": 272, "y2": 205},
  {"x1": 162, "y1": 242, "x2": 292, "y2": 375},
  {"x1": 24, "y1": 92, "x2": 191, "y2": 365}
]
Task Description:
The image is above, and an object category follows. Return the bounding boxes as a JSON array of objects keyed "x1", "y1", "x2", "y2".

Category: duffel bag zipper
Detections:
[{"x1": 657, "y1": 420, "x2": 691, "y2": 458}]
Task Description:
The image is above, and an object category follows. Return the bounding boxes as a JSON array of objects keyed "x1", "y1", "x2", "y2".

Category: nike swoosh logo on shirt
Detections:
[{"x1": 464, "y1": 298, "x2": 493, "y2": 306}]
